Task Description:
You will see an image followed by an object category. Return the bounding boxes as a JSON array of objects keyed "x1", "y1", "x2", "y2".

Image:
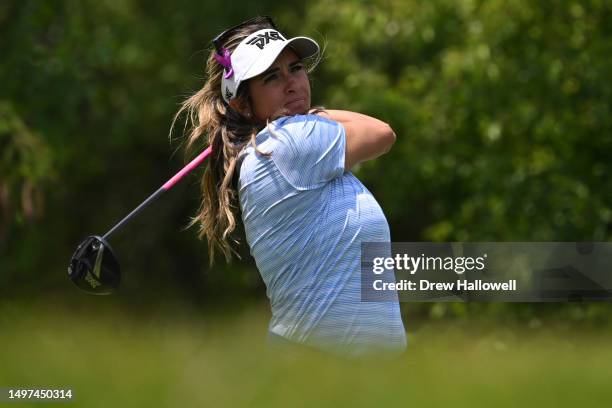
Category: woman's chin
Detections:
[
  {"x1": 270, "y1": 105, "x2": 309, "y2": 120},
  {"x1": 286, "y1": 105, "x2": 309, "y2": 116}
]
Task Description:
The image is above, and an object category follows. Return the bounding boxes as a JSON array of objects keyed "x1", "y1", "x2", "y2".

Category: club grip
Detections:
[{"x1": 162, "y1": 146, "x2": 213, "y2": 190}]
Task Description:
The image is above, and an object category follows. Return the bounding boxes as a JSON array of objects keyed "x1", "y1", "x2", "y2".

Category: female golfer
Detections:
[{"x1": 174, "y1": 16, "x2": 406, "y2": 356}]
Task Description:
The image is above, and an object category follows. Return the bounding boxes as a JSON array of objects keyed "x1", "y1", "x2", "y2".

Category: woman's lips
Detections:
[{"x1": 285, "y1": 98, "x2": 307, "y2": 113}]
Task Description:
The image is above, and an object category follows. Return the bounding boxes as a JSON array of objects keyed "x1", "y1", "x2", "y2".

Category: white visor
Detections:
[{"x1": 220, "y1": 29, "x2": 319, "y2": 103}]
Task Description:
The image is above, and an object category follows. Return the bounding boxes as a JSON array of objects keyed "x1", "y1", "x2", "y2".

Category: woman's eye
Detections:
[
  {"x1": 263, "y1": 74, "x2": 278, "y2": 83},
  {"x1": 291, "y1": 64, "x2": 304, "y2": 72}
]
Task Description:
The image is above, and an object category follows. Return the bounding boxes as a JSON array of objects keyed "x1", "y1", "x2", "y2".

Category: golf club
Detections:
[{"x1": 68, "y1": 146, "x2": 212, "y2": 295}]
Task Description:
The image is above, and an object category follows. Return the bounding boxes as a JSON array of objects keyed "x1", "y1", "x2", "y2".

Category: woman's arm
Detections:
[{"x1": 312, "y1": 109, "x2": 396, "y2": 171}]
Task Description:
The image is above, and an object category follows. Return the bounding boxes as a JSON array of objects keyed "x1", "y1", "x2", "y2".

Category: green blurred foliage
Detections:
[
  {"x1": 1, "y1": 0, "x2": 611, "y2": 320},
  {"x1": 306, "y1": 0, "x2": 612, "y2": 242},
  {"x1": 0, "y1": 101, "x2": 53, "y2": 243}
]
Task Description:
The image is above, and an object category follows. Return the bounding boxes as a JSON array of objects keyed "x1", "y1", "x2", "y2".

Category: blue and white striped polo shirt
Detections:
[{"x1": 238, "y1": 114, "x2": 407, "y2": 356}]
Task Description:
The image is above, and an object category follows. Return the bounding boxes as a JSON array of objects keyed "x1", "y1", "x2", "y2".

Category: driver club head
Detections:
[
  {"x1": 68, "y1": 235, "x2": 121, "y2": 295},
  {"x1": 67, "y1": 146, "x2": 213, "y2": 295}
]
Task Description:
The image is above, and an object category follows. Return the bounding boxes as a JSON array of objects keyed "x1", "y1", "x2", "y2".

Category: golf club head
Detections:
[{"x1": 68, "y1": 235, "x2": 120, "y2": 295}]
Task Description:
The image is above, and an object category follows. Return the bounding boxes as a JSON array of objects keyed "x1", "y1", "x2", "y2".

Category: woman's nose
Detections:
[{"x1": 284, "y1": 74, "x2": 297, "y2": 93}]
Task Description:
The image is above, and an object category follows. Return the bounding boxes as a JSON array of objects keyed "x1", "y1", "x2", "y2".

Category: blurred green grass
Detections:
[{"x1": 1, "y1": 300, "x2": 611, "y2": 407}]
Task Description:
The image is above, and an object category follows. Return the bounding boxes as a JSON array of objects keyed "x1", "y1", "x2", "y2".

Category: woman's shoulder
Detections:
[
  {"x1": 240, "y1": 113, "x2": 347, "y2": 190},
  {"x1": 256, "y1": 113, "x2": 340, "y2": 143},
  {"x1": 240, "y1": 113, "x2": 342, "y2": 163}
]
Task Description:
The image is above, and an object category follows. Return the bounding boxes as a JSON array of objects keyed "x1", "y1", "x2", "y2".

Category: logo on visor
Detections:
[
  {"x1": 246, "y1": 30, "x2": 286, "y2": 50},
  {"x1": 224, "y1": 87, "x2": 233, "y2": 101}
]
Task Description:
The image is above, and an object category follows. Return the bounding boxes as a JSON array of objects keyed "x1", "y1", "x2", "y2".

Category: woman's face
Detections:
[{"x1": 246, "y1": 48, "x2": 311, "y2": 122}]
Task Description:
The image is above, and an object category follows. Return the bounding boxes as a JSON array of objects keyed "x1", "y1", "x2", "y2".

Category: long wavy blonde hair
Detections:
[{"x1": 170, "y1": 19, "x2": 322, "y2": 265}]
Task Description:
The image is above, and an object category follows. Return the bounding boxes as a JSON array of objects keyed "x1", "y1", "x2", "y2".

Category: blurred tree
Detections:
[
  {"x1": 0, "y1": 0, "x2": 298, "y2": 295},
  {"x1": 1, "y1": 0, "x2": 611, "y2": 319},
  {"x1": 0, "y1": 101, "x2": 52, "y2": 246},
  {"x1": 304, "y1": 0, "x2": 612, "y2": 242}
]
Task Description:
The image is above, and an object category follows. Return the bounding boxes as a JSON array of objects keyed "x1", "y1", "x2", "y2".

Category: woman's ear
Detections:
[{"x1": 229, "y1": 98, "x2": 252, "y2": 118}]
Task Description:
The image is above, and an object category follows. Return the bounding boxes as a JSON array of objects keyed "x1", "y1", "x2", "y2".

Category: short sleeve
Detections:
[{"x1": 267, "y1": 114, "x2": 346, "y2": 190}]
